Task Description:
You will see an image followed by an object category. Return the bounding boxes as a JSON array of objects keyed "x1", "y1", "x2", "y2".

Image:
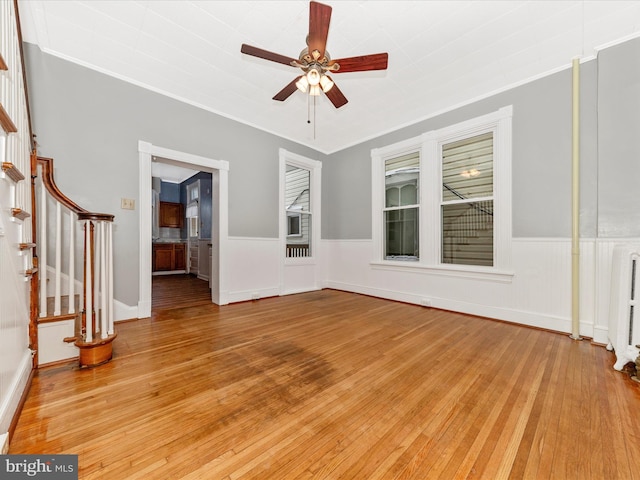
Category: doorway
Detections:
[{"x1": 138, "y1": 141, "x2": 229, "y2": 318}]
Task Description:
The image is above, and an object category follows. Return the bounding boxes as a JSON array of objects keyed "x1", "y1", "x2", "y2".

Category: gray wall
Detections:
[
  {"x1": 322, "y1": 59, "x2": 600, "y2": 240},
  {"x1": 24, "y1": 43, "x2": 321, "y2": 306},
  {"x1": 597, "y1": 37, "x2": 640, "y2": 237},
  {"x1": 24, "y1": 36, "x2": 640, "y2": 305},
  {"x1": 323, "y1": 38, "x2": 640, "y2": 241}
]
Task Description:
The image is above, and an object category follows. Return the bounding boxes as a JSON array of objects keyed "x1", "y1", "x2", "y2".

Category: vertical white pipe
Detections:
[
  {"x1": 68, "y1": 212, "x2": 75, "y2": 314},
  {"x1": 85, "y1": 220, "x2": 93, "y2": 342},
  {"x1": 39, "y1": 174, "x2": 47, "y2": 317},
  {"x1": 571, "y1": 57, "x2": 582, "y2": 341},
  {"x1": 54, "y1": 202, "x2": 61, "y2": 315}
]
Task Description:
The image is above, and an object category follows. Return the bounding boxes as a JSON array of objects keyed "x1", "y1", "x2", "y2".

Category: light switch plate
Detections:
[{"x1": 121, "y1": 198, "x2": 135, "y2": 210}]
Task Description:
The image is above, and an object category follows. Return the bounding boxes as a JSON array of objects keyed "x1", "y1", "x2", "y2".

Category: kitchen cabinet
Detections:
[
  {"x1": 159, "y1": 201, "x2": 184, "y2": 228},
  {"x1": 153, "y1": 243, "x2": 186, "y2": 272}
]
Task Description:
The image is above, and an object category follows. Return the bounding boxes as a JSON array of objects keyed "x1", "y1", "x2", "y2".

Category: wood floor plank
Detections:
[{"x1": 9, "y1": 279, "x2": 640, "y2": 479}]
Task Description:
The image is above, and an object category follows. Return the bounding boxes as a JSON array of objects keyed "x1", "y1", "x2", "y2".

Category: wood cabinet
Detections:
[
  {"x1": 174, "y1": 243, "x2": 186, "y2": 270},
  {"x1": 159, "y1": 201, "x2": 184, "y2": 228},
  {"x1": 153, "y1": 243, "x2": 186, "y2": 272}
]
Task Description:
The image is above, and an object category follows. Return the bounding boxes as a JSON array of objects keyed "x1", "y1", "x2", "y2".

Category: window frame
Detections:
[
  {"x1": 279, "y1": 149, "x2": 321, "y2": 265},
  {"x1": 287, "y1": 211, "x2": 302, "y2": 237},
  {"x1": 371, "y1": 106, "x2": 513, "y2": 282},
  {"x1": 383, "y1": 153, "x2": 421, "y2": 261}
]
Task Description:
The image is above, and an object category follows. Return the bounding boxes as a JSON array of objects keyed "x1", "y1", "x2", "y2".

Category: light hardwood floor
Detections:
[{"x1": 10, "y1": 284, "x2": 640, "y2": 479}]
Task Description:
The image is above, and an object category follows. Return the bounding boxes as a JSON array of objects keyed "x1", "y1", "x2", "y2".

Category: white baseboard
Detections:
[
  {"x1": 115, "y1": 299, "x2": 139, "y2": 321},
  {"x1": 225, "y1": 287, "x2": 280, "y2": 304},
  {"x1": 0, "y1": 350, "x2": 32, "y2": 433},
  {"x1": 592, "y1": 325, "x2": 610, "y2": 345},
  {"x1": 325, "y1": 280, "x2": 589, "y2": 336}
]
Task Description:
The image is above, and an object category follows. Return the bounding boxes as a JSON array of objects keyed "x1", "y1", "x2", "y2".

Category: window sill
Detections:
[
  {"x1": 285, "y1": 257, "x2": 317, "y2": 266},
  {"x1": 370, "y1": 260, "x2": 514, "y2": 283}
]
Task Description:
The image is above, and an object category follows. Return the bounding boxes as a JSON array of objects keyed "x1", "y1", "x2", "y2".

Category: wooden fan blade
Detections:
[
  {"x1": 329, "y1": 53, "x2": 389, "y2": 73},
  {"x1": 324, "y1": 79, "x2": 348, "y2": 108},
  {"x1": 241, "y1": 44, "x2": 297, "y2": 67},
  {"x1": 308, "y1": 1, "x2": 332, "y2": 60},
  {"x1": 273, "y1": 77, "x2": 302, "y2": 101}
]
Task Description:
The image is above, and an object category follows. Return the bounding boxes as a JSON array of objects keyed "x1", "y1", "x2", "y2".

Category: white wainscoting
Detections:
[
  {"x1": 224, "y1": 237, "x2": 281, "y2": 303},
  {"x1": 0, "y1": 350, "x2": 31, "y2": 435},
  {"x1": 100, "y1": 236, "x2": 635, "y2": 345},
  {"x1": 322, "y1": 238, "x2": 620, "y2": 341}
]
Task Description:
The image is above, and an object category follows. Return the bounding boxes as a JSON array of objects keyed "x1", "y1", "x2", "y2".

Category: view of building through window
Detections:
[{"x1": 285, "y1": 164, "x2": 312, "y2": 258}]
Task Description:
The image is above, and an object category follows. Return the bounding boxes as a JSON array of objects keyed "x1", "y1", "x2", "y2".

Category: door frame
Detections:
[
  {"x1": 138, "y1": 141, "x2": 229, "y2": 317},
  {"x1": 279, "y1": 148, "x2": 322, "y2": 295}
]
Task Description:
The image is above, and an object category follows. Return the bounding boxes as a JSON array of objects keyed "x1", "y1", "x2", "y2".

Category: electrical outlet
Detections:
[
  {"x1": 420, "y1": 298, "x2": 432, "y2": 307},
  {"x1": 121, "y1": 198, "x2": 135, "y2": 210}
]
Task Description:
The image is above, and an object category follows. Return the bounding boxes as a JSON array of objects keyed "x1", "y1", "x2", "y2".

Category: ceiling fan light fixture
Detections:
[
  {"x1": 320, "y1": 74, "x2": 334, "y2": 92},
  {"x1": 306, "y1": 66, "x2": 321, "y2": 86},
  {"x1": 296, "y1": 75, "x2": 309, "y2": 93},
  {"x1": 309, "y1": 84, "x2": 321, "y2": 96}
]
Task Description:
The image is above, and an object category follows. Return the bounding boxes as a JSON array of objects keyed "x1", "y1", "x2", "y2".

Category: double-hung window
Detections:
[
  {"x1": 285, "y1": 165, "x2": 311, "y2": 257},
  {"x1": 372, "y1": 106, "x2": 512, "y2": 278},
  {"x1": 441, "y1": 132, "x2": 494, "y2": 266},
  {"x1": 280, "y1": 149, "x2": 321, "y2": 260},
  {"x1": 384, "y1": 152, "x2": 420, "y2": 260}
]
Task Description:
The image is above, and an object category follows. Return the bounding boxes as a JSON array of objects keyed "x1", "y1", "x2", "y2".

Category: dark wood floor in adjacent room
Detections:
[{"x1": 10, "y1": 281, "x2": 640, "y2": 479}]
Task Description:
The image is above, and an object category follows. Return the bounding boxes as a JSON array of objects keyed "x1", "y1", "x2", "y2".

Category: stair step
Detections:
[
  {"x1": 39, "y1": 295, "x2": 81, "y2": 324},
  {"x1": 0, "y1": 103, "x2": 17, "y2": 133},
  {"x1": 2, "y1": 162, "x2": 25, "y2": 182},
  {"x1": 11, "y1": 208, "x2": 30, "y2": 220}
]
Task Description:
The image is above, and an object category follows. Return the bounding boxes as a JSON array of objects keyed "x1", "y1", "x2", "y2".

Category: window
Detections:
[
  {"x1": 372, "y1": 106, "x2": 512, "y2": 278},
  {"x1": 384, "y1": 152, "x2": 420, "y2": 260},
  {"x1": 285, "y1": 165, "x2": 311, "y2": 257},
  {"x1": 280, "y1": 150, "x2": 321, "y2": 260},
  {"x1": 441, "y1": 132, "x2": 494, "y2": 266}
]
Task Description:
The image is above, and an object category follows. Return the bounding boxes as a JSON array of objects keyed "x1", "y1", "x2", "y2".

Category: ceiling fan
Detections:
[{"x1": 241, "y1": 1, "x2": 389, "y2": 109}]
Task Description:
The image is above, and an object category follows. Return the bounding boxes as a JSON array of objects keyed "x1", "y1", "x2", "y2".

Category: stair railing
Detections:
[{"x1": 35, "y1": 156, "x2": 115, "y2": 343}]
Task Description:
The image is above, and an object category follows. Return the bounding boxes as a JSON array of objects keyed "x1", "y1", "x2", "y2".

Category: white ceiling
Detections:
[
  {"x1": 17, "y1": 0, "x2": 640, "y2": 154},
  {"x1": 150, "y1": 157, "x2": 198, "y2": 184}
]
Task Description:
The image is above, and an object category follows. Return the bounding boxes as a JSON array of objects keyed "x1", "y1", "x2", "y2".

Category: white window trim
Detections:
[
  {"x1": 287, "y1": 211, "x2": 302, "y2": 237},
  {"x1": 279, "y1": 148, "x2": 321, "y2": 266},
  {"x1": 371, "y1": 106, "x2": 514, "y2": 282}
]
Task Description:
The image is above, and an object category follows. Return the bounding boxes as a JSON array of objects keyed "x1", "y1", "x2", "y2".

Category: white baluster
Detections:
[
  {"x1": 94, "y1": 221, "x2": 101, "y2": 336},
  {"x1": 68, "y1": 212, "x2": 75, "y2": 314},
  {"x1": 107, "y1": 221, "x2": 114, "y2": 335},
  {"x1": 54, "y1": 202, "x2": 61, "y2": 316},
  {"x1": 84, "y1": 220, "x2": 93, "y2": 342},
  {"x1": 39, "y1": 173, "x2": 47, "y2": 317},
  {"x1": 100, "y1": 222, "x2": 107, "y2": 339}
]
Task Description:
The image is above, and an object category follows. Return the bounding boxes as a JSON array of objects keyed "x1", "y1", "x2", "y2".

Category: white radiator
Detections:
[{"x1": 608, "y1": 244, "x2": 640, "y2": 370}]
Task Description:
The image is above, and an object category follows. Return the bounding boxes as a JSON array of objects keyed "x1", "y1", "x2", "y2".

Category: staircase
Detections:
[
  {"x1": 1, "y1": 0, "x2": 116, "y2": 373},
  {"x1": 34, "y1": 155, "x2": 117, "y2": 367}
]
